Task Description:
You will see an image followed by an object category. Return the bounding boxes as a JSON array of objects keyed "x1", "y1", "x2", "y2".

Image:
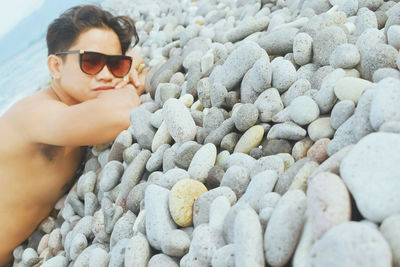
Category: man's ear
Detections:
[{"x1": 47, "y1": 54, "x2": 63, "y2": 79}]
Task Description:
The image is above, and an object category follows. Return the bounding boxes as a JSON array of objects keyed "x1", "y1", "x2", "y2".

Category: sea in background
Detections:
[{"x1": 0, "y1": 0, "x2": 105, "y2": 116}]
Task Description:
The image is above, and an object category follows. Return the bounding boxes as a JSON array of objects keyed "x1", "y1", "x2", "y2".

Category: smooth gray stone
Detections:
[
  {"x1": 330, "y1": 100, "x2": 355, "y2": 130},
  {"x1": 193, "y1": 186, "x2": 237, "y2": 227},
  {"x1": 145, "y1": 184, "x2": 177, "y2": 250},
  {"x1": 315, "y1": 68, "x2": 346, "y2": 114},
  {"x1": 264, "y1": 190, "x2": 307, "y2": 267},
  {"x1": 150, "y1": 51, "x2": 183, "y2": 97},
  {"x1": 340, "y1": 132, "x2": 400, "y2": 222},
  {"x1": 327, "y1": 116, "x2": 358, "y2": 156},
  {"x1": 129, "y1": 106, "x2": 156, "y2": 149},
  {"x1": 308, "y1": 222, "x2": 392, "y2": 267},
  {"x1": 370, "y1": 78, "x2": 400, "y2": 130},
  {"x1": 257, "y1": 27, "x2": 299, "y2": 56},
  {"x1": 235, "y1": 207, "x2": 265, "y2": 267},
  {"x1": 174, "y1": 141, "x2": 202, "y2": 169},
  {"x1": 204, "y1": 118, "x2": 235, "y2": 146},
  {"x1": 210, "y1": 41, "x2": 266, "y2": 91},
  {"x1": 351, "y1": 89, "x2": 374, "y2": 141},
  {"x1": 274, "y1": 157, "x2": 315, "y2": 195},
  {"x1": 360, "y1": 43, "x2": 398, "y2": 80}
]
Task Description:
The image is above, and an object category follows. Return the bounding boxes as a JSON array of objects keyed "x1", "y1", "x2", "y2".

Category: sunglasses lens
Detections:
[
  {"x1": 108, "y1": 57, "x2": 132, "y2": 78},
  {"x1": 80, "y1": 52, "x2": 105, "y2": 75}
]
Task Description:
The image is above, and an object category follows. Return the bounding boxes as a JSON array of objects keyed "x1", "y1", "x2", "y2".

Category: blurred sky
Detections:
[
  {"x1": 0, "y1": 0, "x2": 45, "y2": 38},
  {"x1": 0, "y1": 0, "x2": 104, "y2": 64}
]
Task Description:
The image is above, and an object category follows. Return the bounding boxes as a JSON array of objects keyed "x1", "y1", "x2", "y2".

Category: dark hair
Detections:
[{"x1": 46, "y1": 5, "x2": 138, "y2": 56}]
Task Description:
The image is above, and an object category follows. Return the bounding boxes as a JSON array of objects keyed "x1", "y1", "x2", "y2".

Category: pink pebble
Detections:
[
  {"x1": 37, "y1": 234, "x2": 50, "y2": 255},
  {"x1": 307, "y1": 172, "x2": 351, "y2": 241},
  {"x1": 307, "y1": 138, "x2": 330, "y2": 163}
]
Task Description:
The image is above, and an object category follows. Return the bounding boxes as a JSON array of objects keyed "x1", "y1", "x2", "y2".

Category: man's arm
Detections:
[{"x1": 11, "y1": 86, "x2": 140, "y2": 147}]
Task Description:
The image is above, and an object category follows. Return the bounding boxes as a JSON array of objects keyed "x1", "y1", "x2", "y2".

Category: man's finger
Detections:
[{"x1": 129, "y1": 68, "x2": 140, "y2": 88}]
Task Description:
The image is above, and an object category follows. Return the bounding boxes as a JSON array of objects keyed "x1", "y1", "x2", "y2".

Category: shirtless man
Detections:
[{"x1": 0, "y1": 5, "x2": 148, "y2": 265}]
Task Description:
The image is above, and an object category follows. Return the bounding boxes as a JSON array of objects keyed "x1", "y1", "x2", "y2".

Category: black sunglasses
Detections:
[{"x1": 55, "y1": 50, "x2": 133, "y2": 78}]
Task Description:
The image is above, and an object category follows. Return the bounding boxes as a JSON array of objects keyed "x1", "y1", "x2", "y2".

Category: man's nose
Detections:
[{"x1": 96, "y1": 64, "x2": 114, "y2": 80}]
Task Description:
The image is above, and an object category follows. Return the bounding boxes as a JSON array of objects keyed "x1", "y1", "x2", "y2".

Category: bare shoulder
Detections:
[{"x1": 1, "y1": 88, "x2": 67, "y2": 136}]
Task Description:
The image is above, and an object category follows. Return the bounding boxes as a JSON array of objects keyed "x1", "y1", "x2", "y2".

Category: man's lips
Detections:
[{"x1": 94, "y1": 86, "x2": 115, "y2": 91}]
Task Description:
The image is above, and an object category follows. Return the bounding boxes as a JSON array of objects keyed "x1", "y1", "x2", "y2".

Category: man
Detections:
[{"x1": 0, "y1": 5, "x2": 148, "y2": 265}]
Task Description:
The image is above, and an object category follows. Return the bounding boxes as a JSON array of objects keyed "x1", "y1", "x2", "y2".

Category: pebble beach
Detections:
[{"x1": 11, "y1": 0, "x2": 400, "y2": 266}]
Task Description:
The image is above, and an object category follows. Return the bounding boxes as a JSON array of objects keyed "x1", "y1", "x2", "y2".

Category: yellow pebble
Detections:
[{"x1": 169, "y1": 179, "x2": 208, "y2": 227}]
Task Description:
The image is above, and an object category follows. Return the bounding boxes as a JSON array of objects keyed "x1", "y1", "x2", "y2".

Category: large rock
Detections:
[{"x1": 340, "y1": 132, "x2": 400, "y2": 223}]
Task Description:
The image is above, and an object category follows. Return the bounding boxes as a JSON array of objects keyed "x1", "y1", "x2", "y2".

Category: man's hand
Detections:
[
  {"x1": 97, "y1": 83, "x2": 141, "y2": 111},
  {"x1": 116, "y1": 49, "x2": 150, "y2": 96}
]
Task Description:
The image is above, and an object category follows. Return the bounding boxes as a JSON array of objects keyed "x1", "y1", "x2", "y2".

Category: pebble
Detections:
[
  {"x1": 220, "y1": 166, "x2": 250, "y2": 199},
  {"x1": 354, "y1": 7, "x2": 378, "y2": 36},
  {"x1": 289, "y1": 96, "x2": 320, "y2": 125},
  {"x1": 169, "y1": 179, "x2": 208, "y2": 227},
  {"x1": 146, "y1": 143, "x2": 170, "y2": 172},
  {"x1": 99, "y1": 161, "x2": 123, "y2": 193},
  {"x1": 222, "y1": 152, "x2": 256, "y2": 172},
  {"x1": 264, "y1": 189, "x2": 307, "y2": 267},
  {"x1": 240, "y1": 54, "x2": 271, "y2": 102},
  {"x1": 210, "y1": 41, "x2": 266, "y2": 91},
  {"x1": 233, "y1": 125, "x2": 264, "y2": 154},
  {"x1": 145, "y1": 184, "x2": 177, "y2": 250},
  {"x1": 312, "y1": 26, "x2": 347, "y2": 66},
  {"x1": 315, "y1": 68, "x2": 346, "y2": 114},
  {"x1": 334, "y1": 77, "x2": 372, "y2": 104},
  {"x1": 372, "y1": 68, "x2": 400, "y2": 83},
  {"x1": 271, "y1": 58, "x2": 297, "y2": 93},
  {"x1": 130, "y1": 105, "x2": 156, "y2": 149},
  {"x1": 370, "y1": 78, "x2": 400, "y2": 130},
  {"x1": 163, "y1": 98, "x2": 197, "y2": 144},
  {"x1": 188, "y1": 143, "x2": 217, "y2": 183},
  {"x1": 267, "y1": 122, "x2": 307, "y2": 141},
  {"x1": 379, "y1": 214, "x2": 400, "y2": 267},
  {"x1": 307, "y1": 172, "x2": 351, "y2": 240},
  {"x1": 220, "y1": 132, "x2": 240, "y2": 153},
  {"x1": 257, "y1": 27, "x2": 299, "y2": 56},
  {"x1": 193, "y1": 186, "x2": 237, "y2": 227},
  {"x1": 124, "y1": 233, "x2": 151, "y2": 266},
  {"x1": 261, "y1": 139, "x2": 292, "y2": 156},
  {"x1": 281, "y1": 79, "x2": 312, "y2": 107},
  {"x1": 149, "y1": 254, "x2": 179, "y2": 267},
  {"x1": 174, "y1": 141, "x2": 202, "y2": 169},
  {"x1": 232, "y1": 103, "x2": 259, "y2": 132},
  {"x1": 306, "y1": 138, "x2": 330, "y2": 163},
  {"x1": 234, "y1": 207, "x2": 265, "y2": 267},
  {"x1": 340, "y1": 132, "x2": 400, "y2": 223},
  {"x1": 288, "y1": 160, "x2": 319, "y2": 192},
  {"x1": 239, "y1": 170, "x2": 278, "y2": 212},
  {"x1": 255, "y1": 88, "x2": 284, "y2": 122},
  {"x1": 151, "y1": 121, "x2": 172, "y2": 152},
  {"x1": 108, "y1": 130, "x2": 133, "y2": 162},
  {"x1": 225, "y1": 17, "x2": 270, "y2": 43},
  {"x1": 326, "y1": 115, "x2": 358, "y2": 156},
  {"x1": 293, "y1": 32, "x2": 313, "y2": 66},
  {"x1": 308, "y1": 221, "x2": 392, "y2": 267},
  {"x1": 351, "y1": 89, "x2": 375, "y2": 140},
  {"x1": 292, "y1": 137, "x2": 314, "y2": 161},
  {"x1": 212, "y1": 244, "x2": 235, "y2": 267},
  {"x1": 360, "y1": 43, "x2": 398, "y2": 80},
  {"x1": 329, "y1": 43, "x2": 360, "y2": 69},
  {"x1": 274, "y1": 157, "x2": 315, "y2": 195},
  {"x1": 330, "y1": 100, "x2": 355, "y2": 129},
  {"x1": 161, "y1": 229, "x2": 191, "y2": 257},
  {"x1": 307, "y1": 117, "x2": 335, "y2": 141}
]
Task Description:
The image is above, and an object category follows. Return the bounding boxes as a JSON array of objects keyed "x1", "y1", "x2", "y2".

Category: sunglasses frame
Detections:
[{"x1": 55, "y1": 50, "x2": 133, "y2": 78}]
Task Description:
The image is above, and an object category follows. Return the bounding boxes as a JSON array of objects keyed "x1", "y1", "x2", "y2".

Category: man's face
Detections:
[{"x1": 57, "y1": 27, "x2": 124, "y2": 103}]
